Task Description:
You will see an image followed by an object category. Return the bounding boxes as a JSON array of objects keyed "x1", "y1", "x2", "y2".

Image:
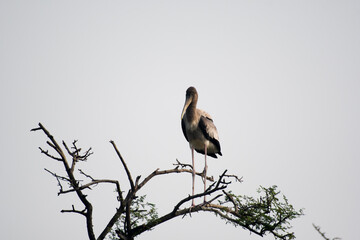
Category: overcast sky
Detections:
[{"x1": 1, "y1": 1, "x2": 359, "y2": 240}]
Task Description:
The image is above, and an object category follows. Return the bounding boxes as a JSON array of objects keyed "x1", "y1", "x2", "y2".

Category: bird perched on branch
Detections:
[{"x1": 181, "y1": 86, "x2": 222, "y2": 206}]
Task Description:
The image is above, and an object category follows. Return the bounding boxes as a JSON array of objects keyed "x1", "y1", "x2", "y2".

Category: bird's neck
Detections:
[{"x1": 186, "y1": 102, "x2": 200, "y2": 125}]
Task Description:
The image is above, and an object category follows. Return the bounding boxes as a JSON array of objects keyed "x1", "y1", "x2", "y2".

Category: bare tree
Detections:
[{"x1": 31, "y1": 123, "x2": 303, "y2": 240}]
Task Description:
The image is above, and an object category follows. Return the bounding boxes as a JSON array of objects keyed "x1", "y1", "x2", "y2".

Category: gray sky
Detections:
[{"x1": 1, "y1": 1, "x2": 359, "y2": 239}]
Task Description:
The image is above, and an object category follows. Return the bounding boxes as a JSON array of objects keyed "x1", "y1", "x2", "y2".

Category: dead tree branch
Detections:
[
  {"x1": 61, "y1": 205, "x2": 87, "y2": 216},
  {"x1": 32, "y1": 123, "x2": 96, "y2": 240},
  {"x1": 110, "y1": 140, "x2": 135, "y2": 192}
]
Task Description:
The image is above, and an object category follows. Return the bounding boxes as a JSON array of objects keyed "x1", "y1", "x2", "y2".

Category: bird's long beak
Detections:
[{"x1": 181, "y1": 97, "x2": 192, "y2": 120}]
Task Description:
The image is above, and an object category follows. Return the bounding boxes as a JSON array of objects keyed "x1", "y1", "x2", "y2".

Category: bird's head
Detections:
[{"x1": 181, "y1": 86, "x2": 198, "y2": 119}]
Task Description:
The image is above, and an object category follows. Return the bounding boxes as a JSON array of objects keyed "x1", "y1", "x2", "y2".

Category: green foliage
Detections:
[
  {"x1": 218, "y1": 186, "x2": 304, "y2": 239},
  {"x1": 107, "y1": 195, "x2": 158, "y2": 240},
  {"x1": 123, "y1": 195, "x2": 159, "y2": 229}
]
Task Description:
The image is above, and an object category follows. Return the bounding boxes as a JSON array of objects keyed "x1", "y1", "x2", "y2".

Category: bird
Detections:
[{"x1": 181, "y1": 86, "x2": 222, "y2": 206}]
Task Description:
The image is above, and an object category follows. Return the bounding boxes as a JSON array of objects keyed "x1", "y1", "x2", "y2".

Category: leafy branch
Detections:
[{"x1": 215, "y1": 186, "x2": 304, "y2": 239}]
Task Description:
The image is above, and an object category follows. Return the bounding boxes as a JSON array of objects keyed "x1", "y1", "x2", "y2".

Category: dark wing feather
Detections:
[
  {"x1": 181, "y1": 118, "x2": 189, "y2": 142},
  {"x1": 198, "y1": 115, "x2": 222, "y2": 155},
  {"x1": 194, "y1": 148, "x2": 218, "y2": 158}
]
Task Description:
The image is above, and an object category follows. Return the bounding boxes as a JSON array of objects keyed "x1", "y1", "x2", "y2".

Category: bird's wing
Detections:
[
  {"x1": 198, "y1": 109, "x2": 213, "y2": 122},
  {"x1": 181, "y1": 118, "x2": 189, "y2": 142},
  {"x1": 198, "y1": 110, "x2": 221, "y2": 153},
  {"x1": 199, "y1": 115, "x2": 219, "y2": 141}
]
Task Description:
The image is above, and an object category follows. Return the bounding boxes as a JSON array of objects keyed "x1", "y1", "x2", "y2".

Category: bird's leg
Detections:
[
  {"x1": 204, "y1": 146, "x2": 208, "y2": 202},
  {"x1": 191, "y1": 148, "x2": 195, "y2": 207}
]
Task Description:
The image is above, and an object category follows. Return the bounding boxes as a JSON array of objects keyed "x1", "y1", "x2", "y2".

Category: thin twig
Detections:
[
  {"x1": 79, "y1": 169, "x2": 95, "y2": 181},
  {"x1": 110, "y1": 140, "x2": 135, "y2": 191},
  {"x1": 224, "y1": 174, "x2": 243, "y2": 183},
  {"x1": 44, "y1": 168, "x2": 70, "y2": 182},
  {"x1": 313, "y1": 224, "x2": 341, "y2": 240},
  {"x1": 39, "y1": 147, "x2": 62, "y2": 161},
  {"x1": 173, "y1": 159, "x2": 193, "y2": 169},
  {"x1": 61, "y1": 205, "x2": 86, "y2": 216}
]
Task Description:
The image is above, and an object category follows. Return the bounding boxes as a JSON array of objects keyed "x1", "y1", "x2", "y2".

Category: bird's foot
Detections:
[{"x1": 183, "y1": 202, "x2": 195, "y2": 218}]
